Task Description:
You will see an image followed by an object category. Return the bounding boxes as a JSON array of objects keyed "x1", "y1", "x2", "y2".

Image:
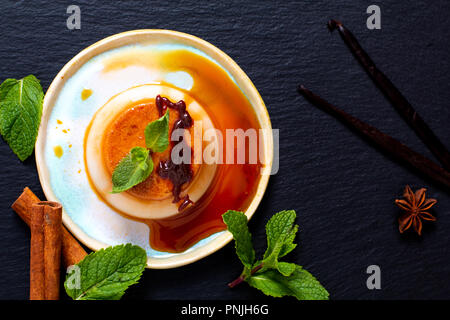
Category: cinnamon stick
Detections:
[
  {"x1": 328, "y1": 19, "x2": 450, "y2": 171},
  {"x1": 298, "y1": 85, "x2": 450, "y2": 190},
  {"x1": 29, "y1": 201, "x2": 45, "y2": 300},
  {"x1": 12, "y1": 187, "x2": 87, "y2": 267},
  {"x1": 32, "y1": 201, "x2": 62, "y2": 300}
]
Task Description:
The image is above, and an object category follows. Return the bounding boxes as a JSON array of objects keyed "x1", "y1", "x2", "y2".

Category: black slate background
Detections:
[{"x1": 0, "y1": 0, "x2": 449, "y2": 300}]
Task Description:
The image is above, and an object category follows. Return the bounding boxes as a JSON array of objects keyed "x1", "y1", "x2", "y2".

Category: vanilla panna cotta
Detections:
[{"x1": 85, "y1": 84, "x2": 218, "y2": 219}]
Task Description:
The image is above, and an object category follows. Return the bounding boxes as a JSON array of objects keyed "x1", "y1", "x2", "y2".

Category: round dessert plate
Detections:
[{"x1": 35, "y1": 30, "x2": 273, "y2": 268}]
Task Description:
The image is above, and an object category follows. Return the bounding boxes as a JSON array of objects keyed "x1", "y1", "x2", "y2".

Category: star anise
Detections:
[{"x1": 394, "y1": 185, "x2": 437, "y2": 235}]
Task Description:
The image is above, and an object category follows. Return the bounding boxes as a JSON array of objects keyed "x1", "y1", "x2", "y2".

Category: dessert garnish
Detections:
[
  {"x1": 145, "y1": 106, "x2": 170, "y2": 152},
  {"x1": 111, "y1": 109, "x2": 169, "y2": 193},
  {"x1": 223, "y1": 210, "x2": 329, "y2": 300},
  {"x1": 112, "y1": 146, "x2": 154, "y2": 193},
  {"x1": 395, "y1": 185, "x2": 437, "y2": 235},
  {"x1": 0, "y1": 75, "x2": 43, "y2": 161}
]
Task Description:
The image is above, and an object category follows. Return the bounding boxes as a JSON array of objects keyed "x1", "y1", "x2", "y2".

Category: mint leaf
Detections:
[
  {"x1": 0, "y1": 75, "x2": 43, "y2": 161},
  {"x1": 145, "y1": 109, "x2": 169, "y2": 153},
  {"x1": 111, "y1": 146, "x2": 153, "y2": 193},
  {"x1": 222, "y1": 210, "x2": 255, "y2": 269},
  {"x1": 264, "y1": 210, "x2": 298, "y2": 259},
  {"x1": 277, "y1": 262, "x2": 296, "y2": 277},
  {"x1": 262, "y1": 210, "x2": 298, "y2": 273},
  {"x1": 278, "y1": 224, "x2": 298, "y2": 258},
  {"x1": 247, "y1": 265, "x2": 329, "y2": 300},
  {"x1": 64, "y1": 244, "x2": 147, "y2": 300}
]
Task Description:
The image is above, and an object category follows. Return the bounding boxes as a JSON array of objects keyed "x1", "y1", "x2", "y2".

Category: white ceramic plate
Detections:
[{"x1": 35, "y1": 30, "x2": 272, "y2": 268}]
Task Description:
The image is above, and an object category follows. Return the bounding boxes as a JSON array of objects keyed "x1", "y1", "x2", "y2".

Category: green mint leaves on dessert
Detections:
[
  {"x1": 145, "y1": 109, "x2": 169, "y2": 153},
  {"x1": 0, "y1": 75, "x2": 44, "y2": 161},
  {"x1": 222, "y1": 210, "x2": 329, "y2": 300},
  {"x1": 64, "y1": 244, "x2": 147, "y2": 300},
  {"x1": 111, "y1": 110, "x2": 170, "y2": 193},
  {"x1": 111, "y1": 146, "x2": 153, "y2": 193}
]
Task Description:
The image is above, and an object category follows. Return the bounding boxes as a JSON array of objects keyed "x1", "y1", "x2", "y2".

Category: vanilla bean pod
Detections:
[
  {"x1": 328, "y1": 19, "x2": 450, "y2": 171},
  {"x1": 298, "y1": 85, "x2": 450, "y2": 190}
]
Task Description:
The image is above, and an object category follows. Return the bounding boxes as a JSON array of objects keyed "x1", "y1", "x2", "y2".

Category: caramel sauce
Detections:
[
  {"x1": 81, "y1": 88, "x2": 93, "y2": 100},
  {"x1": 95, "y1": 49, "x2": 262, "y2": 253},
  {"x1": 53, "y1": 145, "x2": 63, "y2": 158}
]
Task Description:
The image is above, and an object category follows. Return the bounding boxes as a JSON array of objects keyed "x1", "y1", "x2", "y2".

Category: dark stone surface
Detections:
[{"x1": 0, "y1": 0, "x2": 449, "y2": 300}]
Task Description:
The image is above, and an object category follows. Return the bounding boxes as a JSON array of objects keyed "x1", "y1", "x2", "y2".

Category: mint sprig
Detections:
[
  {"x1": 111, "y1": 110, "x2": 169, "y2": 193},
  {"x1": 222, "y1": 210, "x2": 329, "y2": 300},
  {"x1": 111, "y1": 146, "x2": 153, "y2": 193},
  {"x1": 0, "y1": 75, "x2": 43, "y2": 161},
  {"x1": 64, "y1": 244, "x2": 147, "y2": 300}
]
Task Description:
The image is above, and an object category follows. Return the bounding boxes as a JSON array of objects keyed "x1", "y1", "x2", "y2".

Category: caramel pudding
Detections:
[
  {"x1": 85, "y1": 48, "x2": 264, "y2": 253},
  {"x1": 85, "y1": 84, "x2": 217, "y2": 221},
  {"x1": 103, "y1": 100, "x2": 200, "y2": 201}
]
